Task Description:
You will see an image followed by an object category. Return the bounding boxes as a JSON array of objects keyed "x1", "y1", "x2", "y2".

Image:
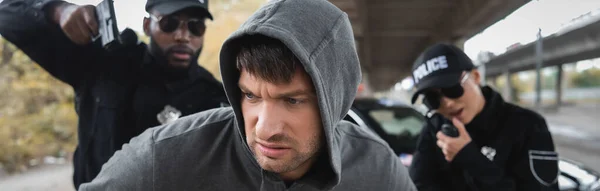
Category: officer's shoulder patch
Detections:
[{"x1": 529, "y1": 150, "x2": 559, "y2": 186}]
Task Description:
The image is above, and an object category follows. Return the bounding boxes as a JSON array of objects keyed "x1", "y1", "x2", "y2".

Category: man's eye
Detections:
[
  {"x1": 244, "y1": 93, "x2": 255, "y2": 99},
  {"x1": 287, "y1": 98, "x2": 300, "y2": 105}
]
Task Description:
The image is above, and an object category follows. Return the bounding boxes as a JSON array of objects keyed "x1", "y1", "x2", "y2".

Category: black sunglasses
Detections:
[
  {"x1": 423, "y1": 73, "x2": 470, "y2": 109},
  {"x1": 150, "y1": 15, "x2": 206, "y2": 37}
]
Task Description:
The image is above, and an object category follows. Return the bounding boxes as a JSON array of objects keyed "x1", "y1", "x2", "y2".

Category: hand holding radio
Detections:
[{"x1": 436, "y1": 117, "x2": 472, "y2": 162}]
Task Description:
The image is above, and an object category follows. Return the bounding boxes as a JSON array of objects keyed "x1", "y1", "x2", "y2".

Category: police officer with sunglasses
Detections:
[
  {"x1": 0, "y1": 0, "x2": 227, "y2": 189},
  {"x1": 408, "y1": 43, "x2": 559, "y2": 191}
]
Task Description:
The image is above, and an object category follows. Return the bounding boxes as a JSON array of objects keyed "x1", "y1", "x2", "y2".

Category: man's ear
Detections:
[
  {"x1": 471, "y1": 69, "x2": 481, "y2": 86},
  {"x1": 143, "y1": 17, "x2": 151, "y2": 36}
]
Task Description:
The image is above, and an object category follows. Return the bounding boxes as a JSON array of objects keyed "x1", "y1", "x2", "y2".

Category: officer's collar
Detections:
[
  {"x1": 466, "y1": 86, "x2": 505, "y2": 137},
  {"x1": 164, "y1": 63, "x2": 203, "y2": 92}
]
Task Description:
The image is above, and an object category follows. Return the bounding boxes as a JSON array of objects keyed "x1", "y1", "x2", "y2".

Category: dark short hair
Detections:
[{"x1": 236, "y1": 34, "x2": 300, "y2": 84}]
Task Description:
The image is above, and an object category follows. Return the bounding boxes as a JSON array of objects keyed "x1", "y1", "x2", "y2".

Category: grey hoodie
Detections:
[{"x1": 79, "y1": 0, "x2": 416, "y2": 190}]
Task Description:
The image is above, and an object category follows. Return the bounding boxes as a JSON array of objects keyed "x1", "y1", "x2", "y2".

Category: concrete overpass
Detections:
[
  {"x1": 484, "y1": 12, "x2": 600, "y2": 105},
  {"x1": 485, "y1": 13, "x2": 600, "y2": 77},
  {"x1": 328, "y1": 0, "x2": 530, "y2": 92}
]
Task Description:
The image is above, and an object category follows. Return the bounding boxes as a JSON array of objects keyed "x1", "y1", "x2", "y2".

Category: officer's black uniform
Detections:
[
  {"x1": 410, "y1": 86, "x2": 559, "y2": 190},
  {"x1": 408, "y1": 43, "x2": 559, "y2": 191},
  {"x1": 0, "y1": 0, "x2": 227, "y2": 188}
]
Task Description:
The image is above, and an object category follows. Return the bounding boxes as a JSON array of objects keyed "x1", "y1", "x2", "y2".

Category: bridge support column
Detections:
[
  {"x1": 480, "y1": 63, "x2": 487, "y2": 86},
  {"x1": 503, "y1": 71, "x2": 514, "y2": 103},
  {"x1": 488, "y1": 76, "x2": 498, "y2": 89},
  {"x1": 555, "y1": 64, "x2": 563, "y2": 107},
  {"x1": 453, "y1": 38, "x2": 466, "y2": 50},
  {"x1": 534, "y1": 29, "x2": 544, "y2": 109}
]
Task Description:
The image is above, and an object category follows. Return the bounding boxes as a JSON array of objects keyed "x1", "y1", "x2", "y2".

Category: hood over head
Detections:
[{"x1": 219, "y1": 0, "x2": 361, "y2": 188}]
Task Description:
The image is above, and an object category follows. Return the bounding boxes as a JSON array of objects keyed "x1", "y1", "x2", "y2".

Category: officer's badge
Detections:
[
  {"x1": 529, "y1": 150, "x2": 559, "y2": 186},
  {"x1": 481, "y1": 146, "x2": 496, "y2": 161},
  {"x1": 157, "y1": 105, "x2": 182, "y2": 125}
]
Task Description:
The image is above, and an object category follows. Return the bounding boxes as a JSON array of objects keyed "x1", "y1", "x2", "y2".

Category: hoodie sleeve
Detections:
[
  {"x1": 0, "y1": 0, "x2": 100, "y2": 87},
  {"x1": 409, "y1": 123, "x2": 445, "y2": 191},
  {"x1": 389, "y1": 153, "x2": 418, "y2": 190},
  {"x1": 79, "y1": 129, "x2": 155, "y2": 190}
]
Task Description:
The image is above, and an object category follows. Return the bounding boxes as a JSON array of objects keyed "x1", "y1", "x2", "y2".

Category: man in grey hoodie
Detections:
[{"x1": 79, "y1": 0, "x2": 416, "y2": 190}]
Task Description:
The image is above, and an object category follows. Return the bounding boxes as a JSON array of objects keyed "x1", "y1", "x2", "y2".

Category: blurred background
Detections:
[{"x1": 1, "y1": 0, "x2": 600, "y2": 190}]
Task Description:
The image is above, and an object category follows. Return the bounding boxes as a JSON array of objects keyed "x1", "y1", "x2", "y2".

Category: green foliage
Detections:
[
  {"x1": 0, "y1": 0, "x2": 266, "y2": 174},
  {"x1": 571, "y1": 68, "x2": 600, "y2": 88},
  {"x1": 198, "y1": 0, "x2": 266, "y2": 81},
  {"x1": 542, "y1": 70, "x2": 558, "y2": 90},
  {"x1": 0, "y1": 38, "x2": 77, "y2": 173},
  {"x1": 510, "y1": 75, "x2": 525, "y2": 103},
  {"x1": 492, "y1": 74, "x2": 526, "y2": 103}
]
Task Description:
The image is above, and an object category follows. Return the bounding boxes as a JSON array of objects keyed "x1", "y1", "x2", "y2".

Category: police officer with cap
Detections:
[
  {"x1": 0, "y1": 0, "x2": 227, "y2": 188},
  {"x1": 408, "y1": 43, "x2": 559, "y2": 190}
]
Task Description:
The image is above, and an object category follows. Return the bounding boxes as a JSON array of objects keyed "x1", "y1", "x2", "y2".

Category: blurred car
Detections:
[{"x1": 344, "y1": 98, "x2": 600, "y2": 191}]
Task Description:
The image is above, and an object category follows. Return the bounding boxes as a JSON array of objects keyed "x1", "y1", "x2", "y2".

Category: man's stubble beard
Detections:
[
  {"x1": 148, "y1": 38, "x2": 202, "y2": 80},
  {"x1": 248, "y1": 133, "x2": 324, "y2": 174}
]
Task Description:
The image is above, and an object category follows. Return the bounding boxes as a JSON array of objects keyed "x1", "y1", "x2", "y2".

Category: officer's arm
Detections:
[
  {"x1": 79, "y1": 128, "x2": 155, "y2": 190},
  {"x1": 0, "y1": 0, "x2": 100, "y2": 87},
  {"x1": 409, "y1": 123, "x2": 445, "y2": 191},
  {"x1": 512, "y1": 119, "x2": 559, "y2": 191}
]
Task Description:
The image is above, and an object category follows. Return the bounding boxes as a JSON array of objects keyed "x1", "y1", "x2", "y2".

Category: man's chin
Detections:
[
  {"x1": 256, "y1": 156, "x2": 292, "y2": 173},
  {"x1": 167, "y1": 60, "x2": 191, "y2": 69},
  {"x1": 252, "y1": 150, "x2": 291, "y2": 173}
]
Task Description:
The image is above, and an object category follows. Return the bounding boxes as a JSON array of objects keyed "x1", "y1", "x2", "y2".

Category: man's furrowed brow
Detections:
[
  {"x1": 276, "y1": 89, "x2": 315, "y2": 98},
  {"x1": 238, "y1": 82, "x2": 249, "y2": 92}
]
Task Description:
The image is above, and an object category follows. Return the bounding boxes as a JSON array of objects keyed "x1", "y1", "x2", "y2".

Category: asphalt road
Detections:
[
  {"x1": 0, "y1": 163, "x2": 74, "y2": 191},
  {"x1": 552, "y1": 127, "x2": 600, "y2": 173},
  {"x1": 543, "y1": 103, "x2": 600, "y2": 172}
]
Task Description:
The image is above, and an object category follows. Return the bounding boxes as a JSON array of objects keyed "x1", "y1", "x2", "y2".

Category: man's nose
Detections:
[
  {"x1": 173, "y1": 22, "x2": 190, "y2": 43},
  {"x1": 255, "y1": 102, "x2": 285, "y2": 141},
  {"x1": 440, "y1": 96, "x2": 456, "y2": 108}
]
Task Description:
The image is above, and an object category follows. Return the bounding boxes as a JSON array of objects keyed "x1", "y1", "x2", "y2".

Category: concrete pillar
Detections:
[
  {"x1": 534, "y1": 29, "x2": 544, "y2": 109},
  {"x1": 453, "y1": 38, "x2": 466, "y2": 50},
  {"x1": 504, "y1": 71, "x2": 513, "y2": 102},
  {"x1": 555, "y1": 64, "x2": 563, "y2": 107},
  {"x1": 488, "y1": 76, "x2": 498, "y2": 89},
  {"x1": 480, "y1": 62, "x2": 486, "y2": 86}
]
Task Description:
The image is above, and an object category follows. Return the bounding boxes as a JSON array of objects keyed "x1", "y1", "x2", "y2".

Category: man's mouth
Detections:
[
  {"x1": 167, "y1": 47, "x2": 194, "y2": 62},
  {"x1": 450, "y1": 108, "x2": 464, "y2": 118},
  {"x1": 171, "y1": 52, "x2": 191, "y2": 60},
  {"x1": 256, "y1": 142, "x2": 291, "y2": 158}
]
